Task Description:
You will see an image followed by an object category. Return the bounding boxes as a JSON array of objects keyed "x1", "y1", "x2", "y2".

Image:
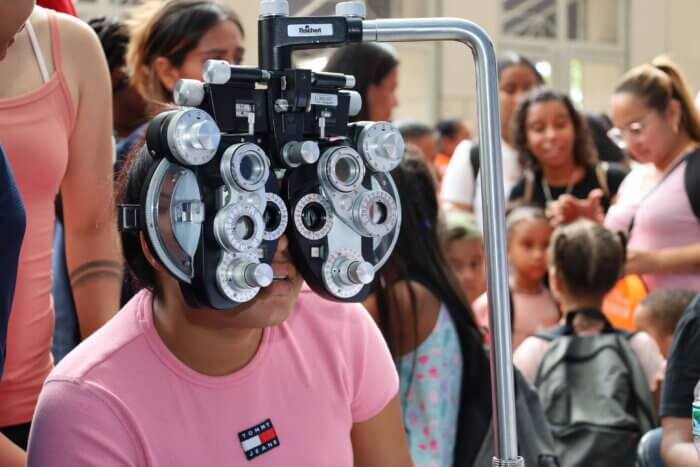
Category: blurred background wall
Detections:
[{"x1": 74, "y1": 0, "x2": 700, "y2": 129}]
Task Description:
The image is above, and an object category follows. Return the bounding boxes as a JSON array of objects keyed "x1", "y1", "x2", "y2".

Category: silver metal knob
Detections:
[
  {"x1": 347, "y1": 261, "x2": 374, "y2": 285},
  {"x1": 203, "y1": 60, "x2": 231, "y2": 84},
  {"x1": 173, "y1": 79, "x2": 205, "y2": 107},
  {"x1": 282, "y1": 141, "x2": 320, "y2": 167},
  {"x1": 244, "y1": 263, "x2": 273, "y2": 288},
  {"x1": 259, "y1": 0, "x2": 289, "y2": 17},
  {"x1": 336, "y1": 1, "x2": 366, "y2": 18},
  {"x1": 186, "y1": 120, "x2": 220, "y2": 151},
  {"x1": 341, "y1": 90, "x2": 362, "y2": 117}
]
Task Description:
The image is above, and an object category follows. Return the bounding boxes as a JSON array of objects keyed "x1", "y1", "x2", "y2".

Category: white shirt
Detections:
[{"x1": 440, "y1": 139, "x2": 522, "y2": 230}]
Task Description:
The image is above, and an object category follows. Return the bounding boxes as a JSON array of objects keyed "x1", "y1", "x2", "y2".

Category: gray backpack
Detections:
[
  {"x1": 534, "y1": 310, "x2": 656, "y2": 467},
  {"x1": 474, "y1": 369, "x2": 560, "y2": 467}
]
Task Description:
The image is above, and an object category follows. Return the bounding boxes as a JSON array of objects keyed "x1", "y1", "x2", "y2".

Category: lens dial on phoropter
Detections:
[
  {"x1": 294, "y1": 193, "x2": 334, "y2": 241},
  {"x1": 166, "y1": 108, "x2": 221, "y2": 166},
  {"x1": 352, "y1": 189, "x2": 398, "y2": 237},
  {"x1": 263, "y1": 193, "x2": 288, "y2": 241},
  {"x1": 220, "y1": 143, "x2": 270, "y2": 192},
  {"x1": 318, "y1": 146, "x2": 365, "y2": 193},
  {"x1": 213, "y1": 203, "x2": 265, "y2": 253},
  {"x1": 356, "y1": 122, "x2": 404, "y2": 172}
]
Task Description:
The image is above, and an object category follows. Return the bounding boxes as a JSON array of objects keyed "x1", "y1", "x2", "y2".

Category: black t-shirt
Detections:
[
  {"x1": 660, "y1": 294, "x2": 700, "y2": 418},
  {"x1": 508, "y1": 163, "x2": 628, "y2": 212}
]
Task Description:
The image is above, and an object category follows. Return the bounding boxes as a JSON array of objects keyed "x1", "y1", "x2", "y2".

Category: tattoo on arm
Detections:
[{"x1": 69, "y1": 260, "x2": 123, "y2": 289}]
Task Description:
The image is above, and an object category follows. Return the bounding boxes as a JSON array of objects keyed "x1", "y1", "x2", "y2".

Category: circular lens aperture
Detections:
[
  {"x1": 213, "y1": 203, "x2": 265, "y2": 252},
  {"x1": 318, "y1": 146, "x2": 365, "y2": 193},
  {"x1": 262, "y1": 193, "x2": 288, "y2": 241},
  {"x1": 302, "y1": 202, "x2": 327, "y2": 232},
  {"x1": 294, "y1": 193, "x2": 333, "y2": 240},
  {"x1": 352, "y1": 189, "x2": 397, "y2": 237},
  {"x1": 220, "y1": 143, "x2": 270, "y2": 192}
]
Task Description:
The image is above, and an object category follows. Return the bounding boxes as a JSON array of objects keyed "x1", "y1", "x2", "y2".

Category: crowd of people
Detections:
[{"x1": 1, "y1": 0, "x2": 700, "y2": 466}]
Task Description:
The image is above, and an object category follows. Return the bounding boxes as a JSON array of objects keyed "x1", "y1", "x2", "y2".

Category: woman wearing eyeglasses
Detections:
[{"x1": 604, "y1": 56, "x2": 700, "y2": 294}]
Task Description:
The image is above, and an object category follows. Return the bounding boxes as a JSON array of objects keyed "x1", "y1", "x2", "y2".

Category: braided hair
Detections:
[{"x1": 88, "y1": 16, "x2": 130, "y2": 72}]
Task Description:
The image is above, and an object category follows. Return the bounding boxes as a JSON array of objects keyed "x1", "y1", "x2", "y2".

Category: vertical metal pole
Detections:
[{"x1": 363, "y1": 18, "x2": 523, "y2": 466}]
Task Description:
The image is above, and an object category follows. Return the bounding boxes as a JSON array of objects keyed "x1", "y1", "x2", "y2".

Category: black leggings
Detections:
[{"x1": 1, "y1": 422, "x2": 31, "y2": 450}]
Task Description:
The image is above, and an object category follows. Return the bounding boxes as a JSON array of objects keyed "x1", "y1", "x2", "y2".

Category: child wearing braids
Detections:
[{"x1": 514, "y1": 220, "x2": 664, "y2": 391}]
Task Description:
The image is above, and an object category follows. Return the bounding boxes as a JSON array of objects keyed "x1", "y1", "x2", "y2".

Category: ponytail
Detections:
[{"x1": 652, "y1": 56, "x2": 700, "y2": 142}]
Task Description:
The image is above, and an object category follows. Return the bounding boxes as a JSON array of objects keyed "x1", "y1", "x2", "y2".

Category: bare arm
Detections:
[
  {"x1": 0, "y1": 434, "x2": 25, "y2": 467},
  {"x1": 59, "y1": 16, "x2": 122, "y2": 337},
  {"x1": 627, "y1": 243, "x2": 700, "y2": 275},
  {"x1": 661, "y1": 417, "x2": 699, "y2": 467},
  {"x1": 351, "y1": 396, "x2": 413, "y2": 467}
]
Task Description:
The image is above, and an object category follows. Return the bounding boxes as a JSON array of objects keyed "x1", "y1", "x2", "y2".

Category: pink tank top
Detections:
[{"x1": 0, "y1": 11, "x2": 75, "y2": 426}]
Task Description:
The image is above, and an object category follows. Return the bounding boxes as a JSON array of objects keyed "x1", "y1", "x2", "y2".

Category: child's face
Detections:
[
  {"x1": 446, "y1": 237, "x2": 486, "y2": 303},
  {"x1": 509, "y1": 220, "x2": 552, "y2": 285}
]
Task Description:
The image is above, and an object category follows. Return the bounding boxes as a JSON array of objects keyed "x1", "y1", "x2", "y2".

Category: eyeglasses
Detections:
[{"x1": 607, "y1": 112, "x2": 656, "y2": 149}]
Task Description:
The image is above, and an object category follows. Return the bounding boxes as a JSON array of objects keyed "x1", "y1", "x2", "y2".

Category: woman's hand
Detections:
[
  {"x1": 626, "y1": 249, "x2": 662, "y2": 274},
  {"x1": 547, "y1": 189, "x2": 604, "y2": 225}
]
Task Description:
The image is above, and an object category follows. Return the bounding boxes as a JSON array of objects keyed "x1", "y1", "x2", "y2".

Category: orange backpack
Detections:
[{"x1": 601, "y1": 274, "x2": 648, "y2": 331}]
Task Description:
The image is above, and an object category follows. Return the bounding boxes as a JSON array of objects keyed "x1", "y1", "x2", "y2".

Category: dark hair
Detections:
[
  {"x1": 436, "y1": 117, "x2": 464, "y2": 139},
  {"x1": 116, "y1": 145, "x2": 162, "y2": 297},
  {"x1": 498, "y1": 50, "x2": 544, "y2": 84},
  {"x1": 615, "y1": 56, "x2": 700, "y2": 143},
  {"x1": 375, "y1": 148, "x2": 491, "y2": 465},
  {"x1": 323, "y1": 43, "x2": 399, "y2": 121},
  {"x1": 127, "y1": 0, "x2": 244, "y2": 104},
  {"x1": 639, "y1": 288, "x2": 696, "y2": 336},
  {"x1": 513, "y1": 87, "x2": 598, "y2": 170},
  {"x1": 395, "y1": 120, "x2": 434, "y2": 141},
  {"x1": 550, "y1": 220, "x2": 625, "y2": 298},
  {"x1": 88, "y1": 16, "x2": 130, "y2": 72}
]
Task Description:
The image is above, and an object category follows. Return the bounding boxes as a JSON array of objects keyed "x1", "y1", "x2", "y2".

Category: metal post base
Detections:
[{"x1": 492, "y1": 456, "x2": 525, "y2": 467}]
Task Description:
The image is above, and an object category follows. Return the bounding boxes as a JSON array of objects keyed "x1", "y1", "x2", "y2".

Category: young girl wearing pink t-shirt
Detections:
[
  {"x1": 26, "y1": 148, "x2": 412, "y2": 467},
  {"x1": 473, "y1": 206, "x2": 560, "y2": 349}
]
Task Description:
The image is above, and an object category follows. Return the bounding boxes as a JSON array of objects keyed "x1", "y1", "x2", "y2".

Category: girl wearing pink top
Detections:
[
  {"x1": 473, "y1": 206, "x2": 560, "y2": 350},
  {"x1": 605, "y1": 56, "x2": 700, "y2": 292},
  {"x1": 27, "y1": 148, "x2": 412, "y2": 466},
  {"x1": 0, "y1": 2, "x2": 121, "y2": 466}
]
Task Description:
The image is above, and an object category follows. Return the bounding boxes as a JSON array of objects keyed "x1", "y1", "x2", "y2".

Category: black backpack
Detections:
[{"x1": 533, "y1": 309, "x2": 656, "y2": 467}]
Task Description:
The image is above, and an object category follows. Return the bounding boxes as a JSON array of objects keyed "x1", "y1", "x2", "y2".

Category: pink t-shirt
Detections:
[
  {"x1": 27, "y1": 289, "x2": 398, "y2": 466},
  {"x1": 473, "y1": 288, "x2": 560, "y2": 350},
  {"x1": 604, "y1": 159, "x2": 700, "y2": 292}
]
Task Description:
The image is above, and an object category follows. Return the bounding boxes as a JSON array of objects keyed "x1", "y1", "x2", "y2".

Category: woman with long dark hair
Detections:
[
  {"x1": 363, "y1": 148, "x2": 492, "y2": 466},
  {"x1": 324, "y1": 42, "x2": 399, "y2": 122}
]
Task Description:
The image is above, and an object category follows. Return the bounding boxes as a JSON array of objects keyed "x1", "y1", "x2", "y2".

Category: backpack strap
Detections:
[
  {"x1": 470, "y1": 143, "x2": 481, "y2": 181},
  {"x1": 594, "y1": 162, "x2": 610, "y2": 198},
  {"x1": 535, "y1": 324, "x2": 567, "y2": 342},
  {"x1": 523, "y1": 169, "x2": 536, "y2": 203},
  {"x1": 684, "y1": 150, "x2": 700, "y2": 221}
]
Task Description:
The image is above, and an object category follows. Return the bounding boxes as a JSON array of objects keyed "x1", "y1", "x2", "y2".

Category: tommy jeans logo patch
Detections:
[{"x1": 238, "y1": 419, "x2": 280, "y2": 461}]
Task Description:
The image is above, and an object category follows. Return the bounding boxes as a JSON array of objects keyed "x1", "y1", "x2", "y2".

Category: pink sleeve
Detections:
[
  {"x1": 628, "y1": 332, "x2": 666, "y2": 391},
  {"x1": 28, "y1": 379, "x2": 144, "y2": 466},
  {"x1": 348, "y1": 305, "x2": 399, "y2": 423},
  {"x1": 513, "y1": 337, "x2": 549, "y2": 385},
  {"x1": 472, "y1": 293, "x2": 490, "y2": 330}
]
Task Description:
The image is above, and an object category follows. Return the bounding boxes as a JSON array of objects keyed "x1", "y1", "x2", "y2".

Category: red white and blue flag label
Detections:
[{"x1": 239, "y1": 419, "x2": 280, "y2": 461}]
